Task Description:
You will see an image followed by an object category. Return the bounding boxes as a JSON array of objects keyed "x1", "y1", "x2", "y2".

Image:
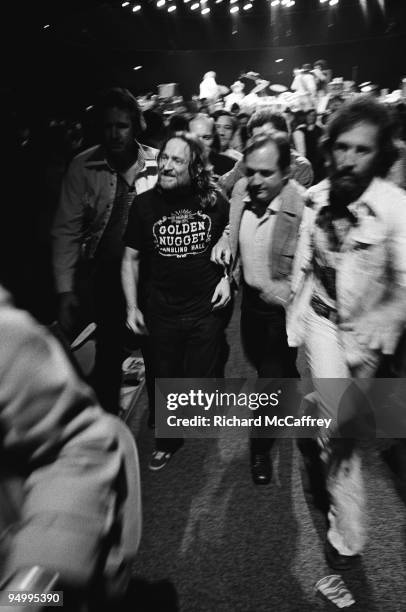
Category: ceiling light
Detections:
[
  {"x1": 132, "y1": 4, "x2": 141, "y2": 11},
  {"x1": 191, "y1": 2, "x2": 199, "y2": 8},
  {"x1": 121, "y1": 1, "x2": 130, "y2": 5},
  {"x1": 243, "y1": 2, "x2": 252, "y2": 8},
  {"x1": 201, "y1": 6, "x2": 210, "y2": 12},
  {"x1": 230, "y1": 5, "x2": 239, "y2": 13},
  {"x1": 167, "y1": 4, "x2": 176, "y2": 11},
  {"x1": 270, "y1": 0, "x2": 280, "y2": 6},
  {"x1": 157, "y1": 0, "x2": 165, "y2": 6},
  {"x1": 133, "y1": 65, "x2": 143, "y2": 70},
  {"x1": 329, "y1": 0, "x2": 338, "y2": 4}
]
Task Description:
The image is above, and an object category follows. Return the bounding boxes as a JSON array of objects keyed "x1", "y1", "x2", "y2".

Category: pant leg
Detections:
[
  {"x1": 147, "y1": 314, "x2": 185, "y2": 453},
  {"x1": 304, "y1": 308, "x2": 372, "y2": 555},
  {"x1": 183, "y1": 311, "x2": 226, "y2": 377},
  {"x1": 93, "y1": 261, "x2": 126, "y2": 415},
  {"x1": 241, "y1": 302, "x2": 299, "y2": 454}
]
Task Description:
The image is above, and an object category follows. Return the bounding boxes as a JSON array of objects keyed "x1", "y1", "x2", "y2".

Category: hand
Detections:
[
  {"x1": 126, "y1": 306, "x2": 148, "y2": 335},
  {"x1": 58, "y1": 292, "x2": 79, "y2": 335},
  {"x1": 211, "y1": 236, "x2": 232, "y2": 267},
  {"x1": 211, "y1": 277, "x2": 231, "y2": 311},
  {"x1": 339, "y1": 315, "x2": 405, "y2": 355}
]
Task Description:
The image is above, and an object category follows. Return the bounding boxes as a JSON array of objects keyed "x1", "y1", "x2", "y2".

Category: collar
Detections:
[{"x1": 84, "y1": 141, "x2": 152, "y2": 170}]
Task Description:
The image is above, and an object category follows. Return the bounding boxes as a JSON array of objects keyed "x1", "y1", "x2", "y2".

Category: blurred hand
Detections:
[
  {"x1": 211, "y1": 278, "x2": 231, "y2": 311},
  {"x1": 339, "y1": 314, "x2": 404, "y2": 355},
  {"x1": 211, "y1": 237, "x2": 232, "y2": 267},
  {"x1": 126, "y1": 306, "x2": 148, "y2": 335}
]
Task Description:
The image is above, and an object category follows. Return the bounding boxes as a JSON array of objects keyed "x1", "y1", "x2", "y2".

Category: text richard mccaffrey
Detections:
[{"x1": 165, "y1": 390, "x2": 332, "y2": 429}]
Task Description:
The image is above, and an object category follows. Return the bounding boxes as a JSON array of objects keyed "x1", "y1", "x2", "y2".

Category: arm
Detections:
[
  {"x1": 340, "y1": 205, "x2": 406, "y2": 354},
  {"x1": 121, "y1": 246, "x2": 147, "y2": 334},
  {"x1": 217, "y1": 159, "x2": 245, "y2": 197},
  {"x1": 292, "y1": 130, "x2": 306, "y2": 158},
  {"x1": 0, "y1": 307, "x2": 141, "y2": 589},
  {"x1": 51, "y1": 158, "x2": 86, "y2": 294}
]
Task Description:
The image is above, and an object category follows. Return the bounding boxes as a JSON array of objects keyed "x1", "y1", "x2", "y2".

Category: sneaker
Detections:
[{"x1": 149, "y1": 450, "x2": 172, "y2": 471}]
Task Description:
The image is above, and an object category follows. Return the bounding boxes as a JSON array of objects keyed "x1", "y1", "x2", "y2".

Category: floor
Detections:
[{"x1": 125, "y1": 292, "x2": 406, "y2": 612}]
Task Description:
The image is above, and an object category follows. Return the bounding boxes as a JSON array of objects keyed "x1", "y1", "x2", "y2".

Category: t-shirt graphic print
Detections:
[{"x1": 152, "y1": 209, "x2": 212, "y2": 258}]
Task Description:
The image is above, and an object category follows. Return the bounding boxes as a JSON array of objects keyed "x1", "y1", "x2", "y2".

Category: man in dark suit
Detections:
[{"x1": 212, "y1": 133, "x2": 306, "y2": 484}]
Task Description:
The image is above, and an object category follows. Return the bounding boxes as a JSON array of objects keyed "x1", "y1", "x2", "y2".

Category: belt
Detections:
[{"x1": 310, "y1": 295, "x2": 339, "y2": 324}]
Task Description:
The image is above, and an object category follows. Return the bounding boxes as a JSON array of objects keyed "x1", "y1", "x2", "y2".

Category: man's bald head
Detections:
[{"x1": 189, "y1": 114, "x2": 215, "y2": 153}]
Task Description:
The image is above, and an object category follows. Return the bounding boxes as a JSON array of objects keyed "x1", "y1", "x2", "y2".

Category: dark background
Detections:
[{"x1": 2, "y1": 0, "x2": 405, "y2": 117}]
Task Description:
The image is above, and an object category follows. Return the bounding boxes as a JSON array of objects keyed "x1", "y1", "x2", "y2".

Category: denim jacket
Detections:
[
  {"x1": 288, "y1": 178, "x2": 406, "y2": 349},
  {"x1": 52, "y1": 143, "x2": 158, "y2": 293}
]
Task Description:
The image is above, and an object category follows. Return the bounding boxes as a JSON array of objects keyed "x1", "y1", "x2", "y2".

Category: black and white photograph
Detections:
[{"x1": 1, "y1": 0, "x2": 406, "y2": 610}]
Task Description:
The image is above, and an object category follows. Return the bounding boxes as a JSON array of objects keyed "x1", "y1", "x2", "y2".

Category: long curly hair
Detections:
[{"x1": 158, "y1": 131, "x2": 218, "y2": 209}]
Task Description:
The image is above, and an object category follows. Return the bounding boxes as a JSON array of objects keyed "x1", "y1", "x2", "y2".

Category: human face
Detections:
[
  {"x1": 102, "y1": 107, "x2": 135, "y2": 156},
  {"x1": 330, "y1": 121, "x2": 379, "y2": 199},
  {"x1": 245, "y1": 143, "x2": 286, "y2": 205},
  {"x1": 251, "y1": 122, "x2": 288, "y2": 139},
  {"x1": 215, "y1": 115, "x2": 234, "y2": 151},
  {"x1": 189, "y1": 119, "x2": 214, "y2": 153},
  {"x1": 158, "y1": 138, "x2": 191, "y2": 190}
]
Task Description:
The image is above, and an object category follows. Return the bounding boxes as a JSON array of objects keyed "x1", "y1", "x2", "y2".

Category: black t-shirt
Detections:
[{"x1": 124, "y1": 187, "x2": 229, "y2": 317}]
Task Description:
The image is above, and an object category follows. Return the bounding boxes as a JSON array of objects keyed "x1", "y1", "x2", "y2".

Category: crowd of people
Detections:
[{"x1": 2, "y1": 77, "x2": 406, "y2": 607}]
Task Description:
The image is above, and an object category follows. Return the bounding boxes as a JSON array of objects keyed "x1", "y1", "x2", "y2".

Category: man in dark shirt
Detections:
[{"x1": 122, "y1": 132, "x2": 231, "y2": 471}]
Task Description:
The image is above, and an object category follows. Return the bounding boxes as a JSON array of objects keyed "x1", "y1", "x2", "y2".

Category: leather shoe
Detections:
[{"x1": 251, "y1": 453, "x2": 271, "y2": 485}]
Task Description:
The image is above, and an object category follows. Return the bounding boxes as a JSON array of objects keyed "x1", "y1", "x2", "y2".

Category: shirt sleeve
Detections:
[{"x1": 52, "y1": 158, "x2": 86, "y2": 293}]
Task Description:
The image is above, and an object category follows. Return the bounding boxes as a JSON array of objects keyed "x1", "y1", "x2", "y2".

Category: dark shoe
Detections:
[
  {"x1": 149, "y1": 450, "x2": 172, "y2": 471},
  {"x1": 251, "y1": 453, "x2": 271, "y2": 485},
  {"x1": 325, "y1": 540, "x2": 361, "y2": 571}
]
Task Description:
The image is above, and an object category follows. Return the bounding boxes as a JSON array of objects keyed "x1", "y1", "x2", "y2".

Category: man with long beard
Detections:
[{"x1": 288, "y1": 97, "x2": 406, "y2": 570}]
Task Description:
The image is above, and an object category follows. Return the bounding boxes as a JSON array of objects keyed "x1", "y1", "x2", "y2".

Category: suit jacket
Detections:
[{"x1": 228, "y1": 178, "x2": 306, "y2": 305}]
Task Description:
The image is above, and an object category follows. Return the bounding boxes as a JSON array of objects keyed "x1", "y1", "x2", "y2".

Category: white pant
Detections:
[{"x1": 304, "y1": 309, "x2": 380, "y2": 555}]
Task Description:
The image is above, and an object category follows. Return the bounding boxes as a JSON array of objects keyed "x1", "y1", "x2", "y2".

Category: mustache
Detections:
[{"x1": 333, "y1": 167, "x2": 357, "y2": 179}]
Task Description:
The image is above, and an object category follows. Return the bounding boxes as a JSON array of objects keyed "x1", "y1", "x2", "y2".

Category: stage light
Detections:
[
  {"x1": 132, "y1": 4, "x2": 141, "y2": 11},
  {"x1": 320, "y1": 0, "x2": 329, "y2": 3},
  {"x1": 201, "y1": 6, "x2": 210, "y2": 13},
  {"x1": 230, "y1": 0, "x2": 238, "y2": 4},
  {"x1": 270, "y1": 0, "x2": 280, "y2": 6},
  {"x1": 121, "y1": 1, "x2": 130, "y2": 5},
  {"x1": 215, "y1": 0, "x2": 224, "y2": 3},
  {"x1": 167, "y1": 4, "x2": 176, "y2": 11},
  {"x1": 133, "y1": 65, "x2": 143, "y2": 70},
  {"x1": 275, "y1": 58, "x2": 284, "y2": 62},
  {"x1": 243, "y1": 2, "x2": 252, "y2": 9},
  {"x1": 230, "y1": 5, "x2": 239, "y2": 13},
  {"x1": 157, "y1": 0, "x2": 165, "y2": 6},
  {"x1": 191, "y1": 2, "x2": 199, "y2": 8},
  {"x1": 329, "y1": 0, "x2": 338, "y2": 4},
  {"x1": 43, "y1": 24, "x2": 50, "y2": 29}
]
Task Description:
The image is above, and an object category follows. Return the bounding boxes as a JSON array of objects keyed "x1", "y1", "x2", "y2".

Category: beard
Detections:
[{"x1": 329, "y1": 167, "x2": 374, "y2": 212}]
